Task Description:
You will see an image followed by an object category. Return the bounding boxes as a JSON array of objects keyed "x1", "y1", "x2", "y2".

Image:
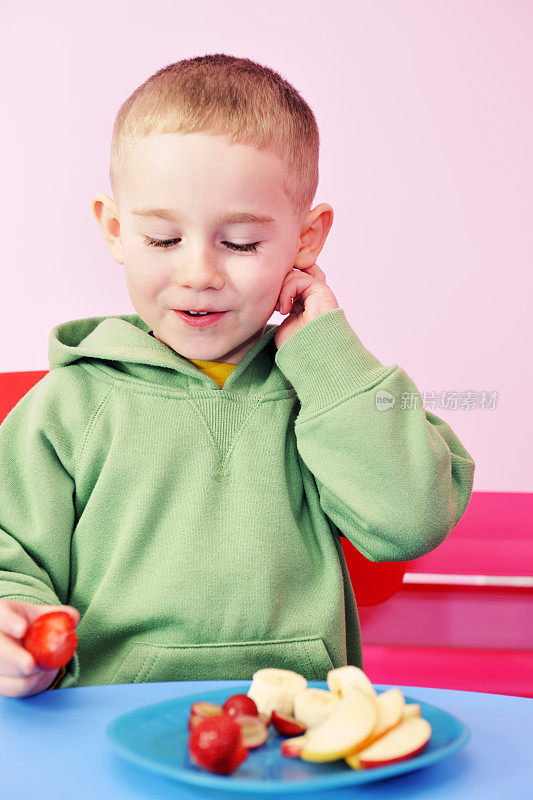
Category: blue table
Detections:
[{"x1": 1, "y1": 681, "x2": 531, "y2": 799}]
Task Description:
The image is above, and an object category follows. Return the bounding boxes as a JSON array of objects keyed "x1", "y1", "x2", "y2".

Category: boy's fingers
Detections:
[
  {"x1": 39, "y1": 605, "x2": 80, "y2": 626},
  {"x1": 68, "y1": 607, "x2": 81, "y2": 626},
  {"x1": 0, "y1": 631, "x2": 40, "y2": 678},
  {"x1": 278, "y1": 273, "x2": 314, "y2": 313},
  {"x1": 0, "y1": 602, "x2": 28, "y2": 639},
  {"x1": 300, "y1": 262, "x2": 325, "y2": 279},
  {"x1": 292, "y1": 262, "x2": 326, "y2": 281},
  {"x1": 0, "y1": 601, "x2": 80, "y2": 643},
  {"x1": 0, "y1": 669, "x2": 56, "y2": 699}
]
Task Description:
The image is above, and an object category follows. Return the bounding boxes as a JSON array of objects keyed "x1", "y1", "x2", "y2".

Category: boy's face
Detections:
[{"x1": 104, "y1": 132, "x2": 310, "y2": 364}]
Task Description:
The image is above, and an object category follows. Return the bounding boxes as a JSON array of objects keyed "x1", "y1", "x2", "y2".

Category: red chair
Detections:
[
  {"x1": 341, "y1": 543, "x2": 407, "y2": 606},
  {"x1": 359, "y1": 491, "x2": 533, "y2": 697},
  {"x1": 0, "y1": 370, "x2": 408, "y2": 608},
  {"x1": 0, "y1": 370, "x2": 49, "y2": 424}
]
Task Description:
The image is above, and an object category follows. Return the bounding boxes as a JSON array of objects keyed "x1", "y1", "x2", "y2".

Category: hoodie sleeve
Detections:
[
  {"x1": 0, "y1": 368, "x2": 101, "y2": 688},
  {"x1": 274, "y1": 308, "x2": 476, "y2": 562}
]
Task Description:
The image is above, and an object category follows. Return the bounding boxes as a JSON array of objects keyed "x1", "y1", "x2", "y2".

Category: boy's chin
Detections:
[{"x1": 153, "y1": 321, "x2": 267, "y2": 364}]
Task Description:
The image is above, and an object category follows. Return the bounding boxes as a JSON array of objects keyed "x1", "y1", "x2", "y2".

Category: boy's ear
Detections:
[
  {"x1": 92, "y1": 192, "x2": 125, "y2": 265},
  {"x1": 292, "y1": 203, "x2": 334, "y2": 269}
]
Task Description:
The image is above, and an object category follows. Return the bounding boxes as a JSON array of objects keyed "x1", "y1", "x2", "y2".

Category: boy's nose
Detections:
[{"x1": 172, "y1": 254, "x2": 225, "y2": 291}]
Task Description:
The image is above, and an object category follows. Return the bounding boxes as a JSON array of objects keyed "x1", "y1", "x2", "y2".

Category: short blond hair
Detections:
[{"x1": 110, "y1": 54, "x2": 320, "y2": 222}]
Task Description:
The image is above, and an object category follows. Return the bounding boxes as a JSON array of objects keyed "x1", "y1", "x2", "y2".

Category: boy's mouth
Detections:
[
  {"x1": 173, "y1": 308, "x2": 225, "y2": 315},
  {"x1": 173, "y1": 309, "x2": 227, "y2": 327}
]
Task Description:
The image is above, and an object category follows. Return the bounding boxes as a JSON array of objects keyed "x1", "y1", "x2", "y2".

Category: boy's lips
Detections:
[
  {"x1": 173, "y1": 309, "x2": 228, "y2": 327},
  {"x1": 172, "y1": 308, "x2": 226, "y2": 313}
]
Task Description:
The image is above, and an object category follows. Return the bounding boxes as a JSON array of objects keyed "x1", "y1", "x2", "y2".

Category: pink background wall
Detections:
[{"x1": 1, "y1": 1, "x2": 531, "y2": 492}]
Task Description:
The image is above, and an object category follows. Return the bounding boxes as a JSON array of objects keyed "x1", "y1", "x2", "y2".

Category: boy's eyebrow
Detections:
[{"x1": 130, "y1": 207, "x2": 276, "y2": 227}]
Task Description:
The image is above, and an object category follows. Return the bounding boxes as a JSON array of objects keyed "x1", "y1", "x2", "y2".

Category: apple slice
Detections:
[
  {"x1": 271, "y1": 710, "x2": 307, "y2": 736},
  {"x1": 348, "y1": 717, "x2": 432, "y2": 769},
  {"x1": 402, "y1": 703, "x2": 421, "y2": 721},
  {"x1": 300, "y1": 689, "x2": 378, "y2": 762},
  {"x1": 281, "y1": 734, "x2": 308, "y2": 758},
  {"x1": 340, "y1": 687, "x2": 405, "y2": 755},
  {"x1": 371, "y1": 687, "x2": 405, "y2": 739}
]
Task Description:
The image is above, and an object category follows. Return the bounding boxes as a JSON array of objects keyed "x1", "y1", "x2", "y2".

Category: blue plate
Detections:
[{"x1": 106, "y1": 681, "x2": 471, "y2": 794}]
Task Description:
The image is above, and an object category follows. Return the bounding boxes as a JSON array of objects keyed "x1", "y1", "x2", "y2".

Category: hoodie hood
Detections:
[{"x1": 48, "y1": 313, "x2": 283, "y2": 396}]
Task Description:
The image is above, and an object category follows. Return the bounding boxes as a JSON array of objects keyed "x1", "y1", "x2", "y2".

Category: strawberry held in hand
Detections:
[
  {"x1": 23, "y1": 611, "x2": 78, "y2": 670},
  {"x1": 274, "y1": 262, "x2": 339, "y2": 350}
]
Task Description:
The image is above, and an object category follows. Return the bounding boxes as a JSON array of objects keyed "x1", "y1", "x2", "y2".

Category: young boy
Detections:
[{"x1": 0, "y1": 54, "x2": 475, "y2": 698}]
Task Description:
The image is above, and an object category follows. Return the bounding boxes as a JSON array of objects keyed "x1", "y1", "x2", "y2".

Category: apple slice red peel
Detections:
[{"x1": 271, "y1": 709, "x2": 307, "y2": 736}]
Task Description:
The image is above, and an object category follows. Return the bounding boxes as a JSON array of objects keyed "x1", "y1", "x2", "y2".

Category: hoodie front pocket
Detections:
[{"x1": 108, "y1": 635, "x2": 335, "y2": 685}]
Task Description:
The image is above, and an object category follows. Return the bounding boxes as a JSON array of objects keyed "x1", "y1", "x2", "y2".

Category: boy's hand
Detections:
[
  {"x1": 0, "y1": 600, "x2": 79, "y2": 698},
  {"x1": 274, "y1": 263, "x2": 339, "y2": 350}
]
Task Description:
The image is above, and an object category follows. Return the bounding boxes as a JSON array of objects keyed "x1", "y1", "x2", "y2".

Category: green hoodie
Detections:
[{"x1": 0, "y1": 308, "x2": 475, "y2": 689}]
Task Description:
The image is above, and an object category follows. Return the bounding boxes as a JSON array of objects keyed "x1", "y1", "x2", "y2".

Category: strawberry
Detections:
[
  {"x1": 188, "y1": 715, "x2": 249, "y2": 775},
  {"x1": 23, "y1": 611, "x2": 78, "y2": 670}
]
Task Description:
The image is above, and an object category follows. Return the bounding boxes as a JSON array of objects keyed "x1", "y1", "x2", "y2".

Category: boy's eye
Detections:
[{"x1": 144, "y1": 237, "x2": 262, "y2": 253}]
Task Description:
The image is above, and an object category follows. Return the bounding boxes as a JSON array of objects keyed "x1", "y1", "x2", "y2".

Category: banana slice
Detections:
[
  {"x1": 247, "y1": 668, "x2": 307, "y2": 717},
  {"x1": 327, "y1": 666, "x2": 377, "y2": 699},
  {"x1": 293, "y1": 687, "x2": 341, "y2": 729}
]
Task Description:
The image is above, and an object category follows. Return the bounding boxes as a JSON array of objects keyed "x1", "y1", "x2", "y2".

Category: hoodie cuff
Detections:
[{"x1": 274, "y1": 308, "x2": 393, "y2": 415}]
